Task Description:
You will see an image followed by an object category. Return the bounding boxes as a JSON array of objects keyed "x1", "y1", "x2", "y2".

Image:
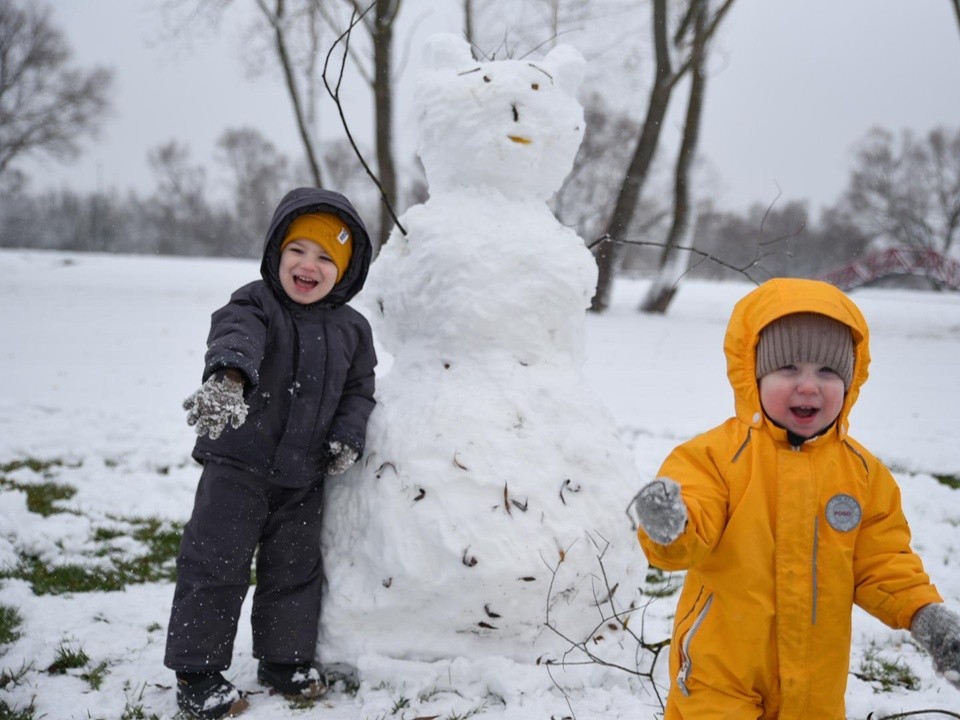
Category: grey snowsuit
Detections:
[{"x1": 165, "y1": 187, "x2": 376, "y2": 672}]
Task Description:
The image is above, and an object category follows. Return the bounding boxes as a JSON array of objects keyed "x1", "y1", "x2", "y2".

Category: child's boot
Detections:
[
  {"x1": 257, "y1": 660, "x2": 326, "y2": 698},
  {"x1": 176, "y1": 671, "x2": 248, "y2": 719}
]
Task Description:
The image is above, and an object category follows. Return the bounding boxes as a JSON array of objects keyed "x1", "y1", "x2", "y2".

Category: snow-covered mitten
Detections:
[
  {"x1": 183, "y1": 372, "x2": 248, "y2": 440},
  {"x1": 911, "y1": 603, "x2": 960, "y2": 689},
  {"x1": 326, "y1": 441, "x2": 359, "y2": 476},
  {"x1": 634, "y1": 477, "x2": 688, "y2": 545}
]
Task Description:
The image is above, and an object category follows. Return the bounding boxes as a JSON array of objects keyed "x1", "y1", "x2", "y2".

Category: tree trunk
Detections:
[
  {"x1": 372, "y1": 0, "x2": 400, "y2": 249},
  {"x1": 464, "y1": 0, "x2": 475, "y2": 50},
  {"x1": 640, "y1": 0, "x2": 709, "y2": 314},
  {"x1": 591, "y1": 0, "x2": 676, "y2": 313},
  {"x1": 590, "y1": 0, "x2": 736, "y2": 313}
]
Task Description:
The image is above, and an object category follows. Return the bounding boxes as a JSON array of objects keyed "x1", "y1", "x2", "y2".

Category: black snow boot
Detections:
[
  {"x1": 257, "y1": 660, "x2": 326, "y2": 698},
  {"x1": 175, "y1": 672, "x2": 248, "y2": 719}
]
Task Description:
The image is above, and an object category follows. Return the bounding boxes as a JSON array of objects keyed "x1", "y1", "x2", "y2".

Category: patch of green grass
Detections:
[
  {"x1": 82, "y1": 659, "x2": 110, "y2": 690},
  {"x1": 11, "y1": 557, "x2": 127, "y2": 595},
  {"x1": 854, "y1": 642, "x2": 920, "y2": 692},
  {"x1": 0, "y1": 661, "x2": 32, "y2": 690},
  {"x1": 0, "y1": 696, "x2": 37, "y2": 720},
  {"x1": 933, "y1": 472, "x2": 960, "y2": 490},
  {"x1": 0, "y1": 456, "x2": 189, "y2": 594},
  {"x1": 0, "y1": 457, "x2": 78, "y2": 517},
  {"x1": 2, "y1": 515, "x2": 184, "y2": 595},
  {"x1": 47, "y1": 643, "x2": 89, "y2": 674},
  {"x1": 119, "y1": 682, "x2": 161, "y2": 720},
  {"x1": 390, "y1": 695, "x2": 410, "y2": 714},
  {"x1": 131, "y1": 518, "x2": 183, "y2": 570},
  {"x1": 120, "y1": 704, "x2": 160, "y2": 720},
  {"x1": 446, "y1": 706, "x2": 488, "y2": 720},
  {"x1": 0, "y1": 605, "x2": 23, "y2": 647},
  {"x1": 0, "y1": 477, "x2": 76, "y2": 517},
  {"x1": 0, "y1": 459, "x2": 66, "y2": 475},
  {"x1": 643, "y1": 566, "x2": 682, "y2": 598}
]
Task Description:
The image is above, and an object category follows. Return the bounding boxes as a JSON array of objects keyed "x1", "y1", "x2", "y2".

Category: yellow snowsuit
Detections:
[{"x1": 638, "y1": 278, "x2": 942, "y2": 719}]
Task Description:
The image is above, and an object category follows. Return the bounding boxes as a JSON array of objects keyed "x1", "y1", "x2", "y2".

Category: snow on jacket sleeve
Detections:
[
  {"x1": 325, "y1": 311, "x2": 377, "y2": 454},
  {"x1": 202, "y1": 283, "x2": 268, "y2": 389},
  {"x1": 851, "y1": 444, "x2": 943, "y2": 629},
  {"x1": 638, "y1": 426, "x2": 731, "y2": 571}
]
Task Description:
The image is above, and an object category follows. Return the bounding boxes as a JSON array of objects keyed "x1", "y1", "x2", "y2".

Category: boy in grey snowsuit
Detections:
[{"x1": 164, "y1": 187, "x2": 376, "y2": 719}]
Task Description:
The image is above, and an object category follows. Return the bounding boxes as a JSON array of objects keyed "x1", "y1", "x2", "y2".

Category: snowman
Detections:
[{"x1": 320, "y1": 33, "x2": 646, "y2": 666}]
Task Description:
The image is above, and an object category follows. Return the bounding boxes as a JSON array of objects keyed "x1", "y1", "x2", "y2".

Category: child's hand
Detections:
[
  {"x1": 634, "y1": 478, "x2": 688, "y2": 545},
  {"x1": 911, "y1": 603, "x2": 960, "y2": 688},
  {"x1": 183, "y1": 372, "x2": 248, "y2": 440},
  {"x1": 326, "y1": 441, "x2": 359, "y2": 476}
]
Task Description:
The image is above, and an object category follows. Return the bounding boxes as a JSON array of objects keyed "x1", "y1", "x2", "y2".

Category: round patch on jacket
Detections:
[{"x1": 825, "y1": 494, "x2": 862, "y2": 532}]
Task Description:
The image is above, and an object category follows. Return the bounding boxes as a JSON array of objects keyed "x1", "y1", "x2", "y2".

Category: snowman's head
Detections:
[{"x1": 414, "y1": 34, "x2": 586, "y2": 201}]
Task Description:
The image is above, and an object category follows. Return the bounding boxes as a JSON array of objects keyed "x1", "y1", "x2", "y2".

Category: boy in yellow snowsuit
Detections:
[{"x1": 635, "y1": 278, "x2": 960, "y2": 719}]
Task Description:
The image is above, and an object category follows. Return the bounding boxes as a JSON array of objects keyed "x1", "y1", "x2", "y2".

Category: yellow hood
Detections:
[{"x1": 723, "y1": 278, "x2": 871, "y2": 440}]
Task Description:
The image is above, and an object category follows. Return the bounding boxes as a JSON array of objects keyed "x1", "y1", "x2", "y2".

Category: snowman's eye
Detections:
[
  {"x1": 483, "y1": 75, "x2": 492, "y2": 83},
  {"x1": 531, "y1": 83, "x2": 539, "y2": 90}
]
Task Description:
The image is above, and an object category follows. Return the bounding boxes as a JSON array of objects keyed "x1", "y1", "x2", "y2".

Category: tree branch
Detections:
[
  {"x1": 587, "y1": 230, "x2": 792, "y2": 286},
  {"x1": 539, "y1": 534, "x2": 671, "y2": 712},
  {"x1": 254, "y1": 0, "x2": 324, "y2": 186},
  {"x1": 321, "y1": 1, "x2": 407, "y2": 236}
]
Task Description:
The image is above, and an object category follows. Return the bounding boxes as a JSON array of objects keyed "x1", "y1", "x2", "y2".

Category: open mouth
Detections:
[
  {"x1": 507, "y1": 135, "x2": 532, "y2": 145},
  {"x1": 293, "y1": 275, "x2": 318, "y2": 291},
  {"x1": 790, "y1": 406, "x2": 819, "y2": 419}
]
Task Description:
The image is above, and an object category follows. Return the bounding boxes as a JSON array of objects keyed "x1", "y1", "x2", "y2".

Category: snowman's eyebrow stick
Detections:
[
  {"x1": 457, "y1": 67, "x2": 483, "y2": 76},
  {"x1": 527, "y1": 64, "x2": 553, "y2": 81}
]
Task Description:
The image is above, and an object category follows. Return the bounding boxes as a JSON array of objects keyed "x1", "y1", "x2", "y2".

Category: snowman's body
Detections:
[{"x1": 320, "y1": 35, "x2": 646, "y2": 664}]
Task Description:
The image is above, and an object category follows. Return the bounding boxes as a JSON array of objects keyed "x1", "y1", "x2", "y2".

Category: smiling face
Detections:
[
  {"x1": 414, "y1": 35, "x2": 585, "y2": 199},
  {"x1": 278, "y1": 239, "x2": 338, "y2": 305},
  {"x1": 758, "y1": 361, "x2": 846, "y2": 439}
]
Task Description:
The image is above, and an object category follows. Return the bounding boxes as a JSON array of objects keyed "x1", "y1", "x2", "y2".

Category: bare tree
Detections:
[
  {"x1": 174, "y1": 0, "x2": 411, "y2": 251},
  {"x1": 251, "y1": 0, "x2": 326, "y2": 187},
  {"x1": 215, "y1": 127, "x2": 290, "y2": 256},
  {"x1": 841, "y1": 126, "x2": 960, "y2": 255},
  {"x1": 147, "y1": 140, "x2": 231, "y2": 256},
  {"x1": 0, "y1": 0, "x2": 113, "y2": 180},
  {"x1": 591, "y1": 0, "x2": 735, "y2": 312},
  {"x1": 639, "y1": 0, "x2": 710, "y2": 314}
]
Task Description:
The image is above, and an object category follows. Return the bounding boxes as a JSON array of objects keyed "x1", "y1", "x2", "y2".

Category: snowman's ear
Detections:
[
  {"x1": 421, "y1": 33, "x2": 474, "y2": 71},
  {"x1": 542, "y1": 44, "x2": 586, "y2": 95}
]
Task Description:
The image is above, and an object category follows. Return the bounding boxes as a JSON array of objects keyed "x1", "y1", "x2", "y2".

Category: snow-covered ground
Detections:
[{"x1": 1, "y1": 248, "x2": 958, "y2": 719}]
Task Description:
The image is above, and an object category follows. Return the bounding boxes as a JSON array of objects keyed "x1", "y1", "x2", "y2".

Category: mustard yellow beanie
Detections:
[
  {"x1": 280, "y1": 213, "x2": 353, "y2": 282},
  {"x1": 755, "y1": 312, "x2": 854, "y2": 389}
]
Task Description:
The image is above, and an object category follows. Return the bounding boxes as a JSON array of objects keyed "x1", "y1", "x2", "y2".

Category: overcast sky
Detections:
[{"x1": 25, "y1": 0, "x2": 960, "y2": 215}]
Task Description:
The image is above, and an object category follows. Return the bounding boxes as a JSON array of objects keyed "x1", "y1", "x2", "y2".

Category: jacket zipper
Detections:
[
  {"x1": 677, "y1": 592, "x2": 714, "y2": 696},
  {"x1": 812, "y1": 516, "x2": 819, "y2": 625}
]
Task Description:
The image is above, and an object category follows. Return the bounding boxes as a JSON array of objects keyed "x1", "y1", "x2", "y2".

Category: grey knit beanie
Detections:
[{"x1": 755, "y1": 312, "x2": 854, "y2": 388}]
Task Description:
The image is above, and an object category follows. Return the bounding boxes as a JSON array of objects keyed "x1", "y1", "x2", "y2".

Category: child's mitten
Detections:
[
  {"x1": 634, "y1": 478, "x2": 688, "y2": 545},
  {"x1": 183, "y1": 372, "x2": 248, "y2": 440},
  {"x1": 911, "y1": 603, "x2": 960, "y2": 689},
  {"x1": 326, "y1": 441, "x2": 359, "y2": 476}
]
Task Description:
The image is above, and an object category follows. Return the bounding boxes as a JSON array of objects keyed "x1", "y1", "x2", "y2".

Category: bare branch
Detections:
[
  {"x1": 321, "y1": 1, "x2": 407, "y2": 236},
  {"x1": 539, "y1": 536, "x2": 671, "y2": 712},
  {"x1": 588, "y1": 232, "x2": 788, "y2": 285}
]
